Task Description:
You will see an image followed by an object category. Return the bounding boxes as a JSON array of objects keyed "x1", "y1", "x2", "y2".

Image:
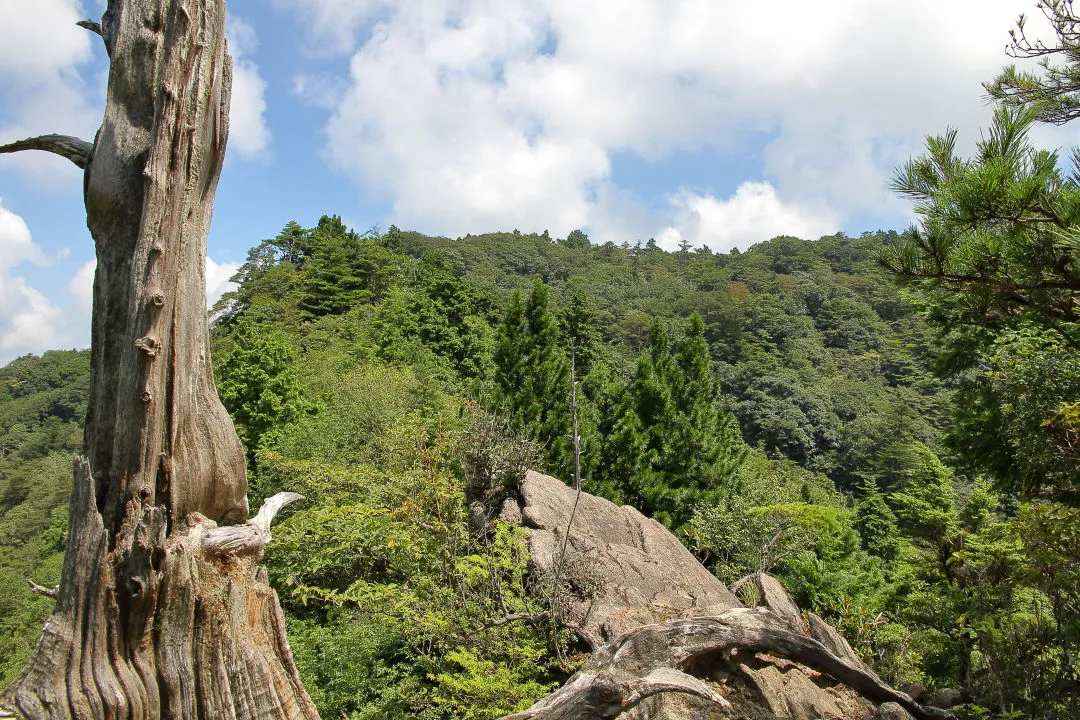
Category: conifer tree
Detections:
[
  {"x1": 299, "y1": 216, "x2": 402, "y2": 318},
  {"x1": 890, "y1": 442, "x2": 960, "y2": 575},
  {"x1": 560, "y1": 289, "x2": 602, "y2": 374},
  {"x1": 494, "y1": 279, "x2": 572, "y2": 477},
  {"x1": 581, "y1": 361, "x2": 647, "y2": 503},
  {"x1": 495, "y1": 288, "x2": 528, "y2": 412},
  {"x1": 656, "y1": 313, "x2": 747, "y2": 524},
  {"x1": 523, "y1": 278, "x2": 572, "y2": 475},
  {"x1": 854, "y1": 479, "x2": 902, "y2": 562},
  {"x1": 621, "y1": 316, "x2": 747, "y2": 528}
]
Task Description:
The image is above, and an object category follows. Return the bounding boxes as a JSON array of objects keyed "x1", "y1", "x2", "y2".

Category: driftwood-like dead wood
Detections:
[
  {"x1": 503, "y1": 608, "x2": 947, "y2": 720},
  {"x1": 76, "y1": 19, "x2": 103, "y2": 36},
  {"x1": 23, "y1": 580, "x2": 58, "y2": 599},
  {"x1": 0, "y1": 2, "x2": 318, "y2": 718},
  {"x1": 0, "y1": 135, "x2": 92, "y2": 169},
  {"x1": 203, "y1": 492, "x2": 305, "y2": 558}
]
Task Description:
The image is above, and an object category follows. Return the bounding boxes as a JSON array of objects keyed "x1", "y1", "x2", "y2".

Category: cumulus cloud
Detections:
[
  {"x1": 279, "y1": 0, "x2": 395, "y2": 57},
  {"x1": 226, "y1": 15, "x2": 272, "y2": 159},
  {"x1": 205, "y1": 257, "x2": 240, "y2": 306},
  {"x1": 658, "y1": 183, "x2": 840, "y2": 252},
  {"x1": 0, "y1": 201, "x2": 65, "y2": 362},
  {"x1": 282, "y1": 0, "x2": 1057, "y2": 240},
  {"x1": 0, "y1": 0, "x2": 100, "y2": 182},
  {"x1": 68, "y1": 258, "x2": 95, "y2": 314},
  {"x1": 320, "y1": 1, "x2": 609, "y2": 237}
]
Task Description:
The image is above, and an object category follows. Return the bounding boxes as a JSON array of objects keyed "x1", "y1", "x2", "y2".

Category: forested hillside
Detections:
[
  {"x1": 0, "y1": 351, "x2": 86, "y2": 682},
  {"x1": 2, "y1": 219, "x2": 1077, "y2": 717}
]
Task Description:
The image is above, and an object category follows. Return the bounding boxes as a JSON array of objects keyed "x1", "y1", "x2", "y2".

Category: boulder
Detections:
[
  {"x1": 901, "y1": 683, "x2": 929, "y2": 704},
  {"x1": 930, "y1": 688, "x2": 963, "y2": 709},
  {"x1": 499, "y1": 470, "x2": 945, "y2": 720},
  {"x1": 737, "y1": 660, "x2": 859, "y2": 720},
  {"x1": 875, "y1": 701, "x2": 916, "y2": 720},
  {"x1": 502, "y1": 470, "x2": 742, "y2": 641}
]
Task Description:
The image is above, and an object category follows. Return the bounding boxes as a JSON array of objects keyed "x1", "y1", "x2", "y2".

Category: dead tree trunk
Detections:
[{"x1": 0, "y1": 2, "x2": 318, "y2": 718}]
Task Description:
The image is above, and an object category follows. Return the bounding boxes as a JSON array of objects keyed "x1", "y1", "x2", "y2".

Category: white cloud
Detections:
[
  {"x1": 0, "y1": 201, "x2": 65, "y2": 361},
  {"x1": 292, "y1": 73, "x2": 350, "y2": 109},
  {"x1": 226, "y1": 15, "x2": 272, "y2": 159},
  {"x1": 320, "y1": 0, "x2": 608, "y2": 237},
  {"x1": 205, "y1": 257, "x2": 240, "y2": 306},
  {"x1": 0, "y1": 0, "x2": 100, "y2": 182},
  {"x1": 0, "y1": 200, "x2": 49, "y2": 267},
  {"x1": 283, "y1": 0, "x2": 1065, "y2": 240},
  {"x1": 68, "y1": 258, "x2": 95, "y2": 314},
  {"x1": 659, "y1": 182, "x2": 840, "y2": 252},
  {"x1": 277, "y1": 0, "x2": 395, "y2": 57}
]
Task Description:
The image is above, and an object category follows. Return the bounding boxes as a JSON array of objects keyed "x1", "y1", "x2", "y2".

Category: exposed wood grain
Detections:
[
  {"x1": 0, "y1": 3, "x2": 317, "y2": 717},
  {"x1": 502, "y1": 608, "x2": 948, "y2": 720}
]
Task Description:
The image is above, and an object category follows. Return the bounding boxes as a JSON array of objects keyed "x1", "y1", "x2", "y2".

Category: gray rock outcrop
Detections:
[
  {"x1": 498, "y1": 470, "x2": 946, "y2": 720},
  {"x1": 500, "y1": 470, "x2": 742, "y2": 642},
  {"x1": 875, "y1": 702, "x2": 916, "y2": 720}
]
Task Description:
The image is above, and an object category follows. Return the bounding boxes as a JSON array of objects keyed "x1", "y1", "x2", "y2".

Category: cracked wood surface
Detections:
[
  {"x1": 503, "y1": 608, "x2": 947, "y2": 720},
  {"x1": 0, "y1": 2, "x2": 317, "y2": 717}
]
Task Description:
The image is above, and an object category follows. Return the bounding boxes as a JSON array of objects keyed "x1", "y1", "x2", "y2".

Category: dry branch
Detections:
[
  {"x1": 465, "y1": 611, "x2": 552, "y2": 638},
  {"x1": 203, "y1": 491, "x2": 305, "y2": 558},
  {"x1": 76, "y1": 19, "x2": 103, "y2": 36},
  {"x1": 0, "y1": 135, "x2": 92, "y2": 169},
  {"x1": 23, "y1": 580, "x2": 57, "y2": 600}
]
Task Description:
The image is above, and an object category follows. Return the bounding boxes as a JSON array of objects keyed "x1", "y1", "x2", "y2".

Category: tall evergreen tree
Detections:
[
  {"x1": 640, "y1": 315, "x2": 745, "y2": 527},
  {"x1": 299, "y1": 216, "x2": 402, "y2": 318},
  {"x1": 494, "y1": 288, "x2": 528, "y2": 409},
  {"x1": 613, "y1": 315, "x2": 748, "y2": 528},
  {"x1": 559, "y1": 288, "x2": 602, "y2": 374},
  {"x1": 523, "y1": 278, "x2": 572, "y2": 476},
  {"x1": 494, "y1": 279, "x2": 572, "y2": 478},
  {"x1": 581, "y1": 361, "x2": 646, "y2": 504},
  {"x1": 854, "y1": 479, "x2": 902, "y2": 563}
]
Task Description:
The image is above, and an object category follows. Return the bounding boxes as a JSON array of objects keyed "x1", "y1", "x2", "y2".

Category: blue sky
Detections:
[{"x1": 0, "y1": 0, "x2": 1075, "y2": 363}]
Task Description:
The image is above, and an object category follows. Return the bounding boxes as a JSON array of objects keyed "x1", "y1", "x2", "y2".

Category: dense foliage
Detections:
[
  {"x1": 5, "y1": 201, "x2": 1076, "y2": 717},
  {"x1": 9, "y1": 11, "x2": 1080, "y2": 712},
  {"x1": 0, "y1": 350, "x2": 86, "y2": 685},
  {"x1": 3, "y1": 225, "x2": 961, "y2": 715}
]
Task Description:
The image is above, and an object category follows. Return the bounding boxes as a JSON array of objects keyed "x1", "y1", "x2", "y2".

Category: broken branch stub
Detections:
[{"x1": 203, "y1": 492, "x2": 305, "y2": 559}]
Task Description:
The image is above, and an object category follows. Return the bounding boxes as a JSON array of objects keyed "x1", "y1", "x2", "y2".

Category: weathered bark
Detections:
[
  {"x1": 0, "y1": 135, "x2": 92, "y2": 169},
  {"x1": 0, "y1": 2, "x2": 317, "y2": 718},
  {"x1": 503, "y1": 608, "x2": 949, "y2": 720}
]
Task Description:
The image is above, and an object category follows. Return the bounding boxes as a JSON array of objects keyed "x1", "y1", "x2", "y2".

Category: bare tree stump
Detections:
[{"x1": 0, "y1": 2, "x2": 318, "y2": 718}]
